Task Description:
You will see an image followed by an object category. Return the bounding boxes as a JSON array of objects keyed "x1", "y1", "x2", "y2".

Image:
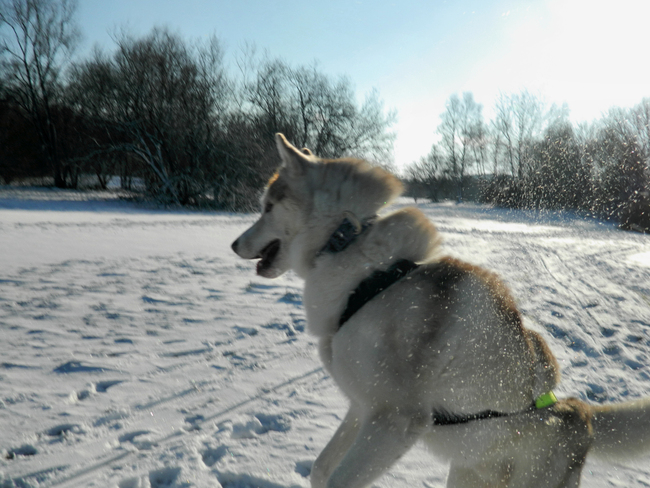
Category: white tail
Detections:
[{"x1": 591, "y1": 397, "x2": 650, "y2": 460}]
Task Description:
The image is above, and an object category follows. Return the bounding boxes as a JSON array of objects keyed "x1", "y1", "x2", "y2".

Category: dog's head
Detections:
[{"x1": 231, "y1": 133, "x2": 403, "y2": 278}]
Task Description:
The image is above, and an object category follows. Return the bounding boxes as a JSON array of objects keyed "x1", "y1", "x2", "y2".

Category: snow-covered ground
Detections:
[{"x1": 1, "y1": 188, "x2": 650, "y2": 488}]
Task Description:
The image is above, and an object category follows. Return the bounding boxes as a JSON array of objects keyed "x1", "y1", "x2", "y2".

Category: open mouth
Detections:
[{"x1": 256, "y1": 239, "x2": 281, "y2": 275}]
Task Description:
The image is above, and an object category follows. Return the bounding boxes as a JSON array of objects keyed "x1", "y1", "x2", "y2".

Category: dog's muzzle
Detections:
[{"x1": 231, "y1": 238, "x2": 240, "y2": 255}]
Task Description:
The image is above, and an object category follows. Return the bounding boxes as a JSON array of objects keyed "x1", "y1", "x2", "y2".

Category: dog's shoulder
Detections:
[
  {"x1": 426, "y1": 257, "x2": 520, "y2": 315},
  {"x1": 408, "y1": 256, "x2": 526, "y2": 350},
  {"x1": 417, "y1": 256, "x2": 561, "y2": 393},
  {"x1": 361, "y1": 207, "x2": 442, "y2": 264}
]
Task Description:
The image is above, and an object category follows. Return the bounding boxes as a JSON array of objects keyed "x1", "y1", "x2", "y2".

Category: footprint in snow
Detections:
[
  {"x1": 600, "y1": 327, "x2": 617, "y2": 338},
  {"x1": 94, "y1": 408, "x2": 130, "y2": 428},
  {"x1": 263, "y1": 321, "x2": 296, "y2": 336},
  {"x1": 114, "y1": 337, "x2": 134, "y2": 344},
  {"x1": 184, "y1": 414, "x2": 204, "y2": 431},
  {"x1": 0, "y1": 362, "x2": 37, "y2": 370},
  {"x1": 631, "y1": 319, "x2": 650, "y2": 327},
  {"x1": 567, "y1": 335, "x2": 599, "y2": 358},
  {"x1": 70, "y1": 379, "x2": 123, "y2": 402},
  {"x1": 53, "y1": 360, "x2": 113, "y2": 374},
  {"x1": 586, "y1": 383, "x2": 608, "y2": 402},
  {"x1": 148, "y1": 467, "x2": 181, "y2": 488},
  {"x1": 603, "y1": 343, "x2": 622, "y2": 356},
  {"x1": 245, "y1": 282, "x2": 279, "y2": 293},
  {"x1": 229, "y1": 413, "x2": 291, "y2": 439},
  {"x1": 119, "y1": 430, "x2": 157, "y2": 450},
  {"x1": 162, "y1": 346, "x2": 211, "y2": 358},
  {"x1": 141, "y1": 295, "x2": 169, "y2": 305},
  {"x1": 544, "y1": 323, "x2": 567, "y2": 340},
  {"x1": 626, "y1": 334, "x2": 644, "y2": 343},
  {"x1": 625, "y1": 358, "x2": 645, "y2": 370},
  {"x1": 233, "y1": 325, "x2": 258, "y2": 338},
  {"x1": 254, "y1": 413, "x2": 292, "y2": 434},
  {"x1": 278, "y1": 291, "x2": 302, "y2": 304},
  {"x1": 216, "y1": 471, "x2": 288, "y2": 488},
  {"x1": 230, "y1": 418, "x2": 263, "y2": 439},
  {"x1": 201, "y1": 444, "x2": 229, "y2": 467},
  {"x1": 262, "y1": 316, "x2": 306, "y2": 337},
  {"x1": 96, "y1": 379, "x2": 124, "y2": 392},
  {"x1": 4, "y1": 444, "x2": 37, "y2": 460},
  {"x1": 118, "y1": 471, "x2": 146, "y2": 486},
  {"x1": 46, "y1": 423, "x2": 82, "y2": 437},
  {"x1": 295, "y1": 460, "x2": 313, "y2": 478}
]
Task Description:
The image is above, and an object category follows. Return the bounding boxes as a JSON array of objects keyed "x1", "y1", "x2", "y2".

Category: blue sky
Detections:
[{"x1": 76, "y1": 0, "x2": 650, "y2": 168}]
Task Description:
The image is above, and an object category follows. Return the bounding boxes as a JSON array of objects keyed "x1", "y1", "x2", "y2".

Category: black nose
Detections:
[{"x1": 231, "y1": 239, "x2": 239, "y2": 254}]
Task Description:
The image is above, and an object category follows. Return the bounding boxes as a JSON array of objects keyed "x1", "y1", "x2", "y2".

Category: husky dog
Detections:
[{"x1": 231, "y1": 134, "x2": 650, "y2": 488}]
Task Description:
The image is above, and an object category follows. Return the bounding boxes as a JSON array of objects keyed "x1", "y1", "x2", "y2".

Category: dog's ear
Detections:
[{"x1": 276, "y1": 133, "x2": 309, "y2": 178}]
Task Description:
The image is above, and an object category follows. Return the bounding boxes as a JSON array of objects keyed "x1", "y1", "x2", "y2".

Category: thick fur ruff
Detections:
[{"x1": 232, "y1": 134, "x2": 650, "y2": 488}]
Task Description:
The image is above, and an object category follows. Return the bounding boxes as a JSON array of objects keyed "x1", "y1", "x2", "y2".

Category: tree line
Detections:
[
  {"x1": 0, "y1": 0, "x2": 395, "y2": 209},
  {"x1": 406, "y1": 91, "x2": 650, "y2": 231},
  {"x1": 2, "y1": 0, "x2": 648, "y2": 227}
]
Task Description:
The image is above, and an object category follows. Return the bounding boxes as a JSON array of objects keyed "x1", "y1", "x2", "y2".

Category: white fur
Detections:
[{"x1": 232, "y1": 133, "x2": 650, "y2": 488}]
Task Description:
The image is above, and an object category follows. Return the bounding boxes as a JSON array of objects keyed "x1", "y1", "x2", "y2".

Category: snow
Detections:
[
  {"x1": 629, "y1": 252, "x2": 650, "y2": 268},
  {"x1": 1, "y1": 190, "x2": 650, "y2": 487}
]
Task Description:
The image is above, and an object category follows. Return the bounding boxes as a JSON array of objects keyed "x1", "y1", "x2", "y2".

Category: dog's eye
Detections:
[{"x1": 264, "y1": 202, "x2": 273, "y2": 213}]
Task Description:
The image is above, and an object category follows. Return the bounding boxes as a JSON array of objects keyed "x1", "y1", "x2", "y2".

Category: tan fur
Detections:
[{"x1": 232, "y1": 134, "x2": 650, "y2": 488}]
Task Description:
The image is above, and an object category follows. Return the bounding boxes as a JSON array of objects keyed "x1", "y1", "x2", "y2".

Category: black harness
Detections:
[
  {"x1": 431, "y1": 405, "x2": 535, "y2": 426},
  {"x1": 321, "y1": 216, "x2": 557, "y2": 426},
  {"x1": 339, "y1": 259, "x2": 419, "y2": 327},
  {"x1": 319, "y1": 217, "x2": 420, "y2": 329}
]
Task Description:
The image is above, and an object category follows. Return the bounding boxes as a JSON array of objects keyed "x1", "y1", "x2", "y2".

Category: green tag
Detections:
[{"x1": 535, "y1": 391, "x2": 558, "y2": 409}]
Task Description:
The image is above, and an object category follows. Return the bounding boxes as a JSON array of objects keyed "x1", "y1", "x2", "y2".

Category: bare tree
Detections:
[
  {"x1": 492, "y1": 90, "x2": 545, "y2": 179},
  {"x1": 628, "y1": 98, "x2": 650, "y2": 167},
  {"x1": 0, "y1": 0, "x2": 81, "y2": 187},
  {"x1": 405, "y1": 143, "x2": 445, "y2": 201},
  {"x1": 437, "y1": 92, "x2": 484, "y2": 201},
  {"x1": 346, "y1": 88, "x2": 396, "y2": 166},
  {"x1": 590, "y1": 109, "x2": 647, "y2": 216},
  {"x1": 244, "y1": 56, "x2": 395, "y2": 166},
  {"x1": 68, "y1": 27, "x2": 231, "y2": 204},
  {"x1": 528, "y1": 121, "x2": 590, "y2": 209}
]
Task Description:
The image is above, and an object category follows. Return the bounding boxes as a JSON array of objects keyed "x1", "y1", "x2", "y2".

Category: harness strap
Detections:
[
  {"x1": 432, "y1": 409, "x2": 512, "y2": 426},
  {"x1": 432, "y1": 391, "x2": 558, "y2": 426},
  {"x1": 339, "y1": 259, "x2": 419, "y2": 327}
]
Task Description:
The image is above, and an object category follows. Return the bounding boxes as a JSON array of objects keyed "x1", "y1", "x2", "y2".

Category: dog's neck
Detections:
[
  {"x1": 301, "y1": 207, "x2": 443, "y2": 339},
  {"x1": 318, "y1": 213, "x2": 375, "y2": 256}
]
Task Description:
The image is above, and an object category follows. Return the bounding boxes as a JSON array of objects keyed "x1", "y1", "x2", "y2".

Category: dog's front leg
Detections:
[
  {"x1": 323, "y1": 408, "x2": 423, "y2": 488},
  {"x1": 311, "y1": 404, "x2": 362, "y2": 488}
]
